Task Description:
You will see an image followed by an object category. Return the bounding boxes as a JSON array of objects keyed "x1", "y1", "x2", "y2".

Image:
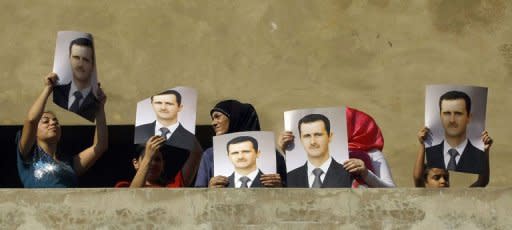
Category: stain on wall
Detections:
[{"x1": 428, "y1": 0, "x2": 506, "y2": 34}]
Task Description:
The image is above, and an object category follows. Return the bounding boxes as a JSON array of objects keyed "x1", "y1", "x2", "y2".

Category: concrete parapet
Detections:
[{"x1": 0, "y1": 188, "x2": 510, "y2": 229}]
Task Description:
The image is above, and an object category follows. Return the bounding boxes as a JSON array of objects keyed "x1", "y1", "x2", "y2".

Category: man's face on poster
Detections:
[
  {"x1": 227, "y1": 140, "x2": 259, "y2": 172},
  {"x1": 151, "y1": 94, "x2": 182, "y2": 122},
  {"x1": 69, "y1": 44, "x2": 94, "y2": 84},
  {"x1": 440, "y1": 99, "x2": 471, "y2": 139},
  {"x1": 299, "y1": 121, "x2": 332, "y2": 160}
]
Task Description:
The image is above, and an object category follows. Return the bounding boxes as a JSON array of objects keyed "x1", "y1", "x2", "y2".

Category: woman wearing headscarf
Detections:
[
  {"x1": 279, "y1": 107, "x2": 395, "y2": 188},
  {"x1": 194, "y1": 100, "x2": 286, "y2": 187}
]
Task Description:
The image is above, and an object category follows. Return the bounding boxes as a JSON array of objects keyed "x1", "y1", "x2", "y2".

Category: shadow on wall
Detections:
[{"x1": 0, "y1": 125, "x2": 214, "y2": 188}]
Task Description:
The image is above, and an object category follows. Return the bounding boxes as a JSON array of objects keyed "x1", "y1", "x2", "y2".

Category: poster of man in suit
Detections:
[
  {"x1": 213, "y1": 131, "x2": 276, "y2": 188},
  {"x1": 134, "y1": 87, "x2": 201, "y2": 183},
  {"x1": 52, "y1": 31, "x2": 99, "y2": 122},
  {"x1": 424, "y1": 85, "x2": 487, "y2": 174},
  {"x1": 134, "y1": 86, "x2": 198, "y2": 152},
  {"x1": 284, "y1": 107, "x2": 352, "y2": 188}
]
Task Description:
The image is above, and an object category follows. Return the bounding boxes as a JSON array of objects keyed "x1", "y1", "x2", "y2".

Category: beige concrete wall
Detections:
[
  {"x1": 0, "y1": 188, "x2": 511, "y2": 229},
  {"x1": 1, "y1": 1, "x2": 511, "y2": 186}
]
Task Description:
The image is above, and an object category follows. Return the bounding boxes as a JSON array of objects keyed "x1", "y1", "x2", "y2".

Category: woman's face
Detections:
[
  {"x1": 211, "y1": 111, "x2": 230, "y2": 135},
  {"x1": 37, "y1": 112, "x2": 61, "y2": 143}
]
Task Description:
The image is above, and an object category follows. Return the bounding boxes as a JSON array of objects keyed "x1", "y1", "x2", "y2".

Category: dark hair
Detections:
[
  {"x1": 132, "y1": 144, "x2": 167, "y2": 186},
  {"x1": 226, "y1": 136, "x2": 258, "y2": 154},
  {"x1": 298, "y1": 114, "x2": 331, "y2": 136},
  {"x1": 422, "y1": 166, "x2": 430, "y2": 182},
  {"x1": 422, "y1": 166, "x2": 449, "y2": 182},
  {"x1": 69, "y1": 37, "x2": 95, "y2": 64},
  {"x1": 151, "y1": 90, "x2": 182, "y2": 105},
  {"x1": 41, "y1": 110, "x2": 58, "y2": 122},
  {"x1": 133, "y1": 144, "x2": 146, "y2": 159},
  {"x1": 439, "y1": 91, "x2": 471, "y2": 114}
]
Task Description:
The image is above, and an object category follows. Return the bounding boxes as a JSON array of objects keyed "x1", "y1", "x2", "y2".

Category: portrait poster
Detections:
[
  {"x1": 134, "y1": 86, "x2": 197, "y2": 148},
  {"x1": 425, "y1": 85, "x2": 487, "y2": 148},
  {"x1": 213, "y1": 131, "x2": 276, "y2": 181},
  {"x1": 425, "y1": 85, "x2": 487, "y2": 174},
  {"x1": 284, "y1": 107, "x2": 349, "y2": 173},
  {"x1": 52, "y1": 31, "x2": 98, "y2": 87},
  {"x1": 52, "y1": 31, "x2": 99, "y2": 122}
]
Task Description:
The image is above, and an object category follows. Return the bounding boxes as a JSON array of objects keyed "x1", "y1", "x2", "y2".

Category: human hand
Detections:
[
  {"x1": 343, "y1": 158, "x2": 368, "y2": 178},
  {"x1": 144, "y1": 136, "x2": 166, "y2": 159},
  {"x1": 278, "y1": 131, "x2": 294, "y2": 152},
  {"x1": 481, "y1": 130, "x2": 493, "y2": 152},
  {"x1": 417, "y1": 127, "x2": 432, "y2": 146},
  {"x1": 260, "y1": 173, "x2": 282, "y2": 187},
  {"x1": 44, "y1": 72, "x2": 58, "y2": 89},
  {"x1": 208, "y1": 176, "x2": 228, "y2": 188},
  {"x1": 96, "y1": 83, "x2": 107, "y2": 105}
]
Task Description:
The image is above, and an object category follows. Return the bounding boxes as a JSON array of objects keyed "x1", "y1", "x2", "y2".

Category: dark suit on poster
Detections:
[
  {"x1": 53, "y1": 83, "x2": 98, "y2": 122},
  {"x1": 426, "y1": 140, "x2": 485, "y2": 174},
  {"x1": 134, "y1": 121, "x2": 196, "y2": 152},
  {"x1": 227, "y1": 170, "x2": 264, "y2": 188},
  {"x1": 134, "y1": 121, "x2": 197, "y2": 180},
  {"x1": 287, "y1": 158, "x2": 353, "y2": 188}
]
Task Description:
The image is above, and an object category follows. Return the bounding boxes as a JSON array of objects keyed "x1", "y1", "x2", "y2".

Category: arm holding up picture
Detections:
[
  {"x1": 129, "y1": 136, "x2": 167, "y2": 188},
  {"x1": 134, "y1": 89, "x2": 203, "y2": 187},
  {"x1": 414, "y1": 127, "x2": 449, "y2": 188},
  {"x1": 470, "y1": 130, "x2": 492, "y2": 187},
  {"x1": 280, "y1": 108, "x2": 395, "y2": 188},
  {"x1": 414, "y1": 126, "x2": 492, "y2": 187},
  {"x1": 72, "y1": 81, "x2": 108, "y2": 176},
  {"x1": 17, "y1": 72, "x2": 107, "y2": 188}
]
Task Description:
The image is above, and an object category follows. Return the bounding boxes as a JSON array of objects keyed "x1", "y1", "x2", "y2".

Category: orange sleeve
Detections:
[
  {"x1": 166, "y1": 171, "x2": 184, "y2": 188},
  {"x1": 114, "y1": 181, "x2": 131, "y2": 188}
]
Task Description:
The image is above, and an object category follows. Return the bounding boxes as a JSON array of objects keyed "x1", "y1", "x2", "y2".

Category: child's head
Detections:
[
  {"x1": 132, "y1": 144, "x2": 165, "y2": 184},
  {"x1": 423, "y1": 167, "x2": 449, "y2": 188}
]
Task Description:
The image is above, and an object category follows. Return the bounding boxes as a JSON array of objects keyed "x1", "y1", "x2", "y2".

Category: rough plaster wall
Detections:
[{"x1": 0, "y1": 0, "x2": 510, "y2": 186}]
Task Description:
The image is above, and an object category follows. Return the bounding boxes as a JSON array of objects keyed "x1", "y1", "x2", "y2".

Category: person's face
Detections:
[
  {"x1": 440, "y1": 99, "x2": 471, "y2": 139},
  {"x1": 133, "y1": 151, "x2": 164, "y2": 183},
  {"x1": 36, "y1": 112, "x2": 61, "y2": 143},
  {"x1": 227, "y1": 141, "x2": 259, "y2": 172},
  {"x1": 151, "y1": 94, "x2": 182, "y2": 122},
  {"x1": 299, "y1": 121, "x2": 332, "y2": 159},
  {"x1": 211, "y1": 111, "x2": 229, "y2": 135},
  {"x1": 425, "y1": 168, "x2": 449, "y2": 188},
  {"x1": 69, "y1": 45, "x2": 94, "y2": 83}
]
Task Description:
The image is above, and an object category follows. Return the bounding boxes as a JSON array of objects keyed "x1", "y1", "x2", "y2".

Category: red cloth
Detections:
[
  {"x1": 345, "y1": 107, "x2": 384, "y2": 187},
  {"x1": 346, "y1": 107, "x2": 384, "y2": 152},
  {"x1": 167, "y1": 171, "x2": 184, "y2": 188},
  {"x1": 115, "y1": 171, "x2": 184, "y2": 188}
]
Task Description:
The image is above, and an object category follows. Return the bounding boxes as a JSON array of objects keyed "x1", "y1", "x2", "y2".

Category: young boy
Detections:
[
  {"x1": 116, "y1": 136, "x2": 183, "y2": 188},
  {"x1": 414, "y1": 127, "x2": 492, "y2": 187}
]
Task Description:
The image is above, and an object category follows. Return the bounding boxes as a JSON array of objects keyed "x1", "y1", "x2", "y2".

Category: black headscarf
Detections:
[{"x1": 210, "y1": 100, "x2": 260, "y2": 133}]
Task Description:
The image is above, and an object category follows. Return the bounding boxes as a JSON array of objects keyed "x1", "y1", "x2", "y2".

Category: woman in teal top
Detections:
[{"x1": 17, "y1": 73, "x2": 108, "y2": 188}]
